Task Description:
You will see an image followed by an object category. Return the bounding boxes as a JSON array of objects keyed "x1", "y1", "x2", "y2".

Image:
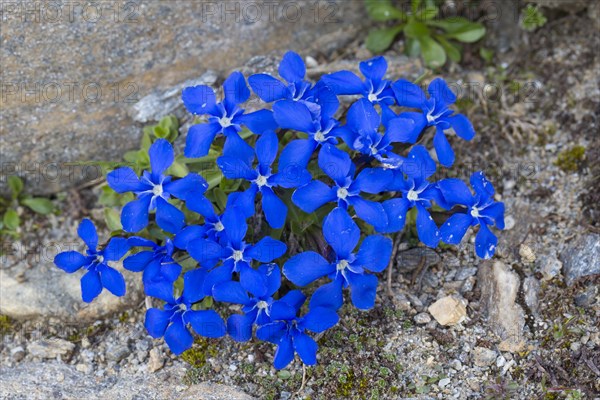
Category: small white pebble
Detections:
[
  {"x1": 229, "y1": 364, "x2": 237, "y2": 371},
  {"x1": 496, "y1": 355, "x2": 506, "y2": 368},
  {"x1": 305, "y1": 56, "x2": 318, "y2": 68},
  {"x1": 438, "y1": 378, "x2": 451, "y2": 388}
]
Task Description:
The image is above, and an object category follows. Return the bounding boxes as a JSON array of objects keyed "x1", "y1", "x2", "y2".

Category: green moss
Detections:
[
  {"x1": 0, "y1": 315, "x2": 12, "y2": 334},
  {"x1": 555, "y1": 145, "x2": 585, "y2": 172},
  {"x1": 119, "y1": 311, "x2": 129, "y2": 323},
  {"x1": 181, "y1": 337, "x2": 218, "y2": 368}
]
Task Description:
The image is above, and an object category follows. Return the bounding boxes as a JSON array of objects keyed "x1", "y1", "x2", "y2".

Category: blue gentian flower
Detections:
[
  {"x1": 391, "y1": 78, "x2": 475, "y2": 167},
  {"x1": 321, "y1": 56, "x2": 395, "y2": 105},
  {"x1": 217, "y1": 130, "x2": 311, "y2": 228},
  {"x1": 107, "y1": 139, "x2": 208, "y2": 234},
  {"x1": 144, "y1": 269, "x2": 226, "y2": 355},
  {"x1": 292, "y1": 143, "x2": 391, "y2": 231},
  {"x1": 380, "y1": 145, "x2": 448, "y2": 247},
  {"x1": 284, "y1": 207, "x2": 392, "y2": 310},
  {"x1": 248, "y1": 51, "x2": 314, "y2": 103},
  {"x1": 54, "y1": 219, "x2": 129, "y2": 303},
  {"x1": 256, "y1": 299, "x2": 339, "y2": 369},
  {"x1": 123, "y1": 236, "x2": 182, "y2": 301},
  {"x1": 186, "y1": 208, "x2": 287, "y2": 297},
  {"x1": 438, "y1": 171, "x2": 505, "y2": 259},
  {"x1": 273, "y1": 84, "x2": 342, "y2": 168},
  {"x1": 182, "y1": 71, "x2": 278, "y2": 162}
]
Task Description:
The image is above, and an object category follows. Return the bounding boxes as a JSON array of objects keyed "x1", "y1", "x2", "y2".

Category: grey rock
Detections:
[
  {"x1": 478, "y1": 261, "x2": 526, "y2": 352},
  {"x1": 180, "y1": 383, "x2": 255, "y2": 400},
  {"x1": 28, "y1": 338, "x2": 75, "y2": 359},
  {"x1": 10, "y1": 346, "x2": 25, "y2": 362},
  {"x1": 106, "y1": 344, "x2": 129, "y2": 362},
  {"x1": 397, "y1": 247, "x2": 441, "y2": 272},
  {"x1": 560, "y1": 234, "x2": 600, "y2": 285},
  {"x1": 574, "y1": 285, "x2": 598, "y2": 308},
  {"x1": 472, "y1": 347, "x2": 497, "y2": 367},
  {"x1": 414, "y1": 312, "x2": 431, "y2": 325},
  {"x1": 537, "y1": 254, "x2": 563, "y2": 281},
  {"x1": 523, "y1": 276, "x2": 540, "y2": 315},
  {"x1": 148, "y1": 348, "x2": 164, "y2": 373},
  {"x1": 455, "y1": 267, "x2": 478, "y2": 281}
]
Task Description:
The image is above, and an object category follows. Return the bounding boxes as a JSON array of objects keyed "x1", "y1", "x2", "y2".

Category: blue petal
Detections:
[
  {"x1": 247, "y1": 237, "x2": 287, "y2": 263},
  {"x1": 256, "y1": 321, "x2": 287, "y2": 343},
  {"x1": 293, "y1": 333, "x2": 318, "y2": 366},
  {"x1": 259, "y1": 263, "x2": 282, "y2": 296},
  {"x1": 475, "y1": 223, "x2": 498, "y2": 259},
  {"x1": 227, "y1": 314, "x2": 254, "y2": 342},
  {"x1": 391, "y1": 79, "x2": 427, "y2": 109},
  {"x1": 164, "y1": 317, "x2": 193, "y2": 355},
  {"x1": 273, "y1": 336, "x2": 295, "y2": 370},
  {"x1": 81, "y1": 270, "x2": 102, "y2": 303},
  {"x1": 222, "y1": 208, "x2": 247, "y2": 248},
  {"x1": 279, "y1": 51, "x2": 306, "y2": 83},
  {"x1": 481, "y1": 202, "x2": 505, "y2": 229},
  {"x1": 433, "y1": 127, "x2": 455, "y2": 167},
  {"x1": 262, "y1": 187, "x2": 287, "y2": 229},
  {"x1": 249, "y1": 73, "x2": 289, "y2": 102},
  {"x1": 127, "y1": 236, "x2": 156, "y2": 248},
  {"x1": 222, "y1": 132, "x2": 256, "y2": 167},
  {"x1": 238, "y1": 109, "x2": 278, "y2": 134},
  {"x1": 356, "y1": 235, "x2": 393, "y2": 272},
  {"x1": 283, "y1": 251, "x2": 333, "y2": 286},
  {"x1": 404, "y1": 144, "x2": 437, "y2": 180},
  {"x1": 121, "y1": 196, "x2": 152, "y2": 233},
  {"x1": 346, "y1": 98, "x2": 380, "y2": 133},
  {"x1": 182, "y1": 85, "x2": 218, "y2": 115},
  {"x1": 312, "y1": 83, "x2": 339, "y2": 121},
  {"x1": 415, "y1": 204, "x2": 441, "y2": 248},
  {"x1": 309, "y1": 279, "x2": 344, "y2": 310},
  {"x1": 302, "y1": 306, "x2": 339, "y2": 332},
  {"x1": 99, "y1": 265, "x2": 126, "y2": 297},
  {"x1": 102, "y1": 237, "x2": 130, "y2": 261},
  {"x1": 291, "y1": 180, "x2": 336, "y2": 213},
  {"x1": 381, "y1": 197, "x2": 410, "y2": 233},
  {"x1": 386, "y1": 116, "x2": 421, "y2": 143},
  {"x1": 255, "y1": 130, "x2": 278, "y2": 168},
  {"x1": 217, "y1": 156, "x2": 256, "y2": 180},
  {"x1": 437, "y1": 178, "x2": 474, "y2": 206},
  {"x1": 239, "y1": 264, "x2": 268, "y2": 297},
  {"x1": 184, "y1": 122, "x2": 221, "y2": 158},
  {"x1": 173, "y1": 225, "x2": 208, "y2": 250},
  {"x1": 323, "y1": 207, "x2": 360, "y2": 259},
  {"x1": 149, "y1": 139, "x2": 174, "y2": 178},
  {"x1": 351, "y1": 168, "x2": 392, "y2": 194},
  {"x1": 222, "y1": 71, "x2": 250, "y2": 110},
  {"x1": 273, "y1": 100, "x2": 315, "y2": 132},
  {"x1": 277, "y1": 138, "x2": 317, "y2": 178},
  {"x1": 318, "y1": 143, "x2": 352, "y2": 186},
  {"x1": 212, "y1": 281, "x2": 249, "y2": 304},
  {"x1": 78, "y1": 218, "x2": 98, "y2": 250},
  {"x1": 106, "y1": 167, "x2": 145, "y2": 194},
  {"x1": 270, "y1": 301, "x2": 297, "y2": 321},
  {"x1": 321, "y1": 70, "x2": 364, "y2": 95},
  {"x1": 448, "y1": 113, "x2": 475, "y2": 140},
  {"x1": 279, "y1": 290, "x2": 307, "y2": 311},
  {"x1": 144, "y1": 308, "x2": 172, "y2": 338},
  {"x1": 202, "y1": 264, "x2": 234, "y2": 295},
  {"x1": 440, "y1": 213, "x2": 473, "y2": 244},
  {"x1": 155, "y1": 197, "x2": 185, "y2": 234},
  {"x1": 145, "y1": 279, "x2": 176, "y2": 303},
  {"x1": 54, "y1": 251, "x2": 87, "y2": 273},
  {"x1": 182, "y1": 268, "x2": 208, "y2": 303},
  {"x1": 348, "y1": 197, "x2": 388, "y2": 232},
  {"x1": 187, "y1": 309, "x2": 226, "y2": 338},
  {"x1": 187, "y1": 239, "x2": 224, "y2": 267},
  {"x1": 360, "y1": 56, "x2": 387, "y2": 83},
  {"x1": 226, "y1": 186, "x2": 257, "y2": 219},
  {"x1": 185, "y1": 195, "x2": 217, "y2": 220},
  {"x1": 347, "y1": 273, "x2": 379, "y2": 310},
  {"x1": 164, "y1": 174, "x2": 208, "y2": 200},
  {"x1": 470, "y1": 171, "x2": 495, "y2": 200},
  {"x1": 428, "y1": 77, "x2": 456, "y2": 108}
]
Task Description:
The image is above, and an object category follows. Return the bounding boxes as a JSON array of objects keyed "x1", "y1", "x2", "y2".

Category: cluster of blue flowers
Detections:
[{"x1": 54, "y1": 51, "x2": 505, "y2": 369}]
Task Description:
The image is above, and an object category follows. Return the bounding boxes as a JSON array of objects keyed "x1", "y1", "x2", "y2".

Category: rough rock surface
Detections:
[
  {"x1": 428, "y1": 296, "x2": 467, "y2": 326},
  {"x1": 559, "y1": 233, "x2": 600, "y2": 285}
]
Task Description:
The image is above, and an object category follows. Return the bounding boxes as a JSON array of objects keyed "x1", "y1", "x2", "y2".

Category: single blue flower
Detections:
[
  {"x1": 272, "y1": 84, "x2": 342, "y2": 169},
  {"x1": 321, "y1": 56, "x2": 395, "y2": 105},
  {"x1": 144, "y1": 268, "x2": 226, "y2": 355},
  {"x1": 292, "y1": 143, "x2": 391, "y2": 231},
  {"x1": 379, "y1": 145, "x2": 448, "y2": 247},
  {"x1": 437, "y1": 171, "x2": 505, "y2": 259},
  {"x1": 217, "y1": 130, "x2": 311, "y2": 229},
  {"x1": 248, "y1": 51, "x2": 314, "y2": 103},
  {"x1": 107, "y1": 139, "x2": 208, "y2": 234},
  {"x1": 186, "y1": 208, "x2": 287, "y2": 298},
  {"x1": 54, "y1": 219, "x2": 130, "y2": 303},
  {"x1": 123, "y1": 236, "x2": 182, "y2": 301},
  {"x1": 391, "y1": 77, "x2": 475, "y2": 167},
  {"x1": 182, "y1": 71, "x2": 278, "y2": 162},
  {"x1": 256, "y1": 299, "x2": 339, "y2": 369},
  {"x1": 284, "y1": 207, "x2": 392, "y2": 310}
]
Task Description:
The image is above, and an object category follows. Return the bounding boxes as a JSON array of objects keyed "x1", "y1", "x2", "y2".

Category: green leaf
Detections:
[
  {"x1": 104, "y1": 208, "x2": 122, "y2": 231},
  {"x1": 414, "y1": 2, "x2": 438, "y2": 21},
  {"x1": 366, "y1": 26, "x2": 403, "y2": 53},
  {"x1": 140, "y1": 131, "x2": 153, "y2": 150},
  {"x1": 411, "y1": 0, "x2": 422, "y2": 14},
  {"x1": 3, "y1": 209, "x2": 20, "y2": 230},
  {"x1": 428, "y1": 17, "x2": 485, "y2": 43},
  {"x1": 153, "y1": 126, "x2": 168, "y2": 139},
  {"x1": 404, "y1": 20, "x2": 429, "y2": 39},
  {"x1": 365, "y1": 0, "x2": 406, "y2": 21},
  {"x1": 8, "y1": 176, "x2": 23, "y2": 198},
  {"x1": 21, "y1": 197, "x2": 54, "y2": 215},
  {"x1": 434, "y1": 35, "x2": 462, "y2": 63},
  {"x1": 479, "y1": 47, "x2": 494, "y2": 63},
  {"x1": 418, "y1": 36, "x2": 447, "y2": 68},
  {"x1": 405, "y1": 37, "x2": 421, "y2": 57},
  {"x1": 166, "y1": 157, "x2": 189, "y2": 178}
]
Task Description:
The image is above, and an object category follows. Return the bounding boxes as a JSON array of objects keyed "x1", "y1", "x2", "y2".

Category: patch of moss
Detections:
[
  {"x1": 181, "y1": 337, "x2": 218, "y2": 368},
  {"x1": 0, "y1": 315, "x2": 12, "y2": 334},
  {"x1": 555, "y1": 145, "x2": 585, "y2": 172}
]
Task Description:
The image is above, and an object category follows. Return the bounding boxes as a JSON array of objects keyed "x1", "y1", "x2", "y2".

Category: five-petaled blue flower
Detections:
[
  {"x1": 391, "y1": 78, "x2": 475, "y2": 167},
  {"x1": 54, "y1": 219, "x2": 129, "y2": 303},
  {"x1": 322, "y1": 56, "x2": 395, "y2": 105},
  {"x1": 292, "y1": 143, "x2": 391, "y2": 231},
  {"x1": 256, "y1": 299, "x2": 339, "y2": 369},
  {"x1": 217, "y1": 130, "x2": 311, "y2": 228},
  {"x1": 144, "y1": 269, "x2": 226, "y2": 355},
  {"x1": 107, "y1": 139, "x2": 208, "y2": 234},
  {"x1": 437, "y1": 171, "x2": 505, "y2": 259},
  {"x1": 123, "y1": 236, "x2": 182, "y2": 301},
  {"x1": 182, "y1": 71, "x2": 278, "y2": 163},
  {"x1": 284, "y1": 207, "x2": 392, "y2": 310}
]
